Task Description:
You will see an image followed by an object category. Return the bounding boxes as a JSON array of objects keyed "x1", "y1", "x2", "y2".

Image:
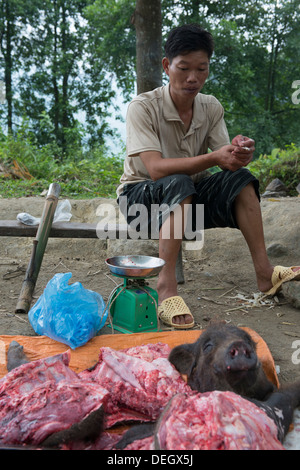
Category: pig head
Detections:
[{"x1": 168, "y1": 323, "x2": 275, "y2": 400}]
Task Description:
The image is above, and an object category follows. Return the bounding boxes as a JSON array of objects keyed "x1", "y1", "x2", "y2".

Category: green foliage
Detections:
[
  {"x1": 1, "y1": 0, "x2": 300, "y2": 166},
  {"x1": 248, "y1": 144, "x2": 300, "y2": 195},
  {"x1": 0, "y1": 0, "x2": 116, "y2": 151},
  {"x1": 0, "y1": 124, "x2": 125, "y2": 199},
  {"x1": 162, "y1": 0, "x2": 300, "y2": 156},
  {"x1": 83, "y1": 0, "x2": 136, "y2": 100}
]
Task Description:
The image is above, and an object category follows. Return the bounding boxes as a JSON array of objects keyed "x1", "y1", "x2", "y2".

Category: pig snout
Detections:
[{"x1": 225, "y1": 340, "x2": 257, "y2": 372}]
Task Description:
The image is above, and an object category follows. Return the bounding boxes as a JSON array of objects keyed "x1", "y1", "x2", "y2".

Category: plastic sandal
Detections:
[
  {"x1": 263, "y1": 266, "x2": 300, "y2": 296},
  {"x1": 158, "y1": 296, "x2": 194, "y2": 329}
]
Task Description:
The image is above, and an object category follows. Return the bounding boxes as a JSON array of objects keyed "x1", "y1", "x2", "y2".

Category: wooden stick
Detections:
[{"x1": 15, "y1": 183, "x2": 61, "y2": 314}]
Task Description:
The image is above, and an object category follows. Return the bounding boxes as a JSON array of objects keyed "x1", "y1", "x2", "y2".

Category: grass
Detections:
[
  {"x1": 0, "y1": 177, "x2": 119, "y2": 199},
  {"x1": 0, "y1": 136, "x2": 125, "y2": 199}
]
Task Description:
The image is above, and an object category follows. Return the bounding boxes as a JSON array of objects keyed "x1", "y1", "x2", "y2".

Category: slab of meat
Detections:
[
  {"x1": 79, "y1": 343, "x2": 193, "y2": 427},
  {"x1": 122, "y1": 436, "x2": 155, "y2": 450},
  {"x1": 0, "y1": 351, "x2": 76, "y2": 398},
  {"x1": 120, "y1": 342, "x2": 171, "y2": 361},
  {"x1": 0, "y1": 350, "x2": 109, "y2": 447},
  {"x1": 154, "y1": 391, "x2": 285, "y2": 450}
]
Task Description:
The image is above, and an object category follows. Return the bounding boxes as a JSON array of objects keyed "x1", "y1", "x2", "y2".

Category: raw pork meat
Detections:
[
  {"x1": 122, "y1": 436, "x2": 155, "y2": 450},
  {"x1": 79, "y1": 343, "x2": 192, "y2": 427},
  {"x1": 0, "y1": 351, "x2": 75, "y2": 398},
  {"x1": 121, "y1": 342, "x2": 171, "y2": 361},
  {"x1": 154, "y1": 391, "x2": 285, "y2": 450},
  {"x1": 0, "y1": 351, "x2": 109, "y2": 446}
]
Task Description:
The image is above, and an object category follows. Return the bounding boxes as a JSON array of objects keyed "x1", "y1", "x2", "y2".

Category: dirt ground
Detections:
[{"x1": 0, "y1": 195, "x2": 299, "y2": 384}]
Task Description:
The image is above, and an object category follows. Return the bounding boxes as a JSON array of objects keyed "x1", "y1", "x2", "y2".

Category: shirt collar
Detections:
[
  {"x1": 162, "y1": 83, "x2": 182, "y2": 121},
  {"x1": 162, "y1": 83, "x2": 205, "y2": 131}
]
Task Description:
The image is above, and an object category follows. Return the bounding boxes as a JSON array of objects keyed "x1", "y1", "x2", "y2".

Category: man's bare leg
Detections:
[
  {"x1": 234, "y1": 183, "x2": 299, "y2": 293},
  {"x1": 157, "y1": 196, "x2": 193, "y2": 325}
]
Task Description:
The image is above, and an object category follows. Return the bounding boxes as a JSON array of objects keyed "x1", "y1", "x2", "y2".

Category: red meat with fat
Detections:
[
  {"x1": 79, "y1": 342, "x2": 193, "y2": 427},
  {"x1": 154, "y1": 391, "x2": 285, "y2": 450},
  {"x1": 0, "y1": 351, "x2": 109, "y2": 446}
]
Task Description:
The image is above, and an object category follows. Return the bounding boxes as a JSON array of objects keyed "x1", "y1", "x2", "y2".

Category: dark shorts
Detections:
[{"x1": 118, "y1": 168, "x2": 260, "y2": 236}]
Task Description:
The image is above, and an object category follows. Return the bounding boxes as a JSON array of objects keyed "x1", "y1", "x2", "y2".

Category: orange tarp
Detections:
[{"x1": 0, "y1": 328, "x2": 279, "y2": 388}]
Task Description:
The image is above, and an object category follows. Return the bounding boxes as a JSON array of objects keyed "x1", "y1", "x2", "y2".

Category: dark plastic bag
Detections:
[{"x1": 28, "y1": 272, "x2": 107, "y2": 349}]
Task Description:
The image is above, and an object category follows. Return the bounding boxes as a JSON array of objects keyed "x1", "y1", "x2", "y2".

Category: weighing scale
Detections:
[{"x1": 105, "y1": 255, "x2": 165, "y2": 334}]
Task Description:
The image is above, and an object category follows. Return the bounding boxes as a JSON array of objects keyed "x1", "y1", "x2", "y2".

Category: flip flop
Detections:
[
  {"x1": 158, "y1": 296, "x2": 195, "y2": 330},
  {"x1": 263, "y1": 266, "x2": 300, "y2": 296}
]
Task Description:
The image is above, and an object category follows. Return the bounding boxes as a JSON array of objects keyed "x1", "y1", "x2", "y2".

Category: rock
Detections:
[
  {"x1": 265, "y1": 178, "x2": 288, "y2": 192},
  {"x1": 281, "y1": 282, "x2": 300, "y2": 309},
  {"x1": 262, "y1": 178, "x2": 288, "y2": 198},
  {"x1": 296, "y1": 183, "x2": 300, "y2": 195},
  {"x1": 266, "y1": 243, "x2": 289, "y2": 257}
]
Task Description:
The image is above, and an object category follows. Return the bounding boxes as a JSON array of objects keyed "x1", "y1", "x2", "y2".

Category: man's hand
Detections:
[
  {"x1": 216, "y1": 135, "x2": 255, "y2": 172},
  {"x1": 232, "y1": 134, "x2": 254, "y2": 151},
  {"x1": 231, "y1": 134, "x2": 255, "y2": 162}
]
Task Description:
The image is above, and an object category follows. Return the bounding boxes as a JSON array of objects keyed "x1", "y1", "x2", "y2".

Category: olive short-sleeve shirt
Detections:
[{"x1": 117, "y1": 83, "x2": 230, "y2": 196}]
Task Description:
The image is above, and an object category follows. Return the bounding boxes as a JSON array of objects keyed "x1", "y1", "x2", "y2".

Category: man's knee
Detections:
[
  {"x1": 237, "y1": 181, "x2": 259, "y2": 202},
  {"x1": 158, "y1": 174, "x2": 195, "y2": 195}
]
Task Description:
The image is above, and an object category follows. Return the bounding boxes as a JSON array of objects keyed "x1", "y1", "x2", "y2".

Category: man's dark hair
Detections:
[{"x1": 164, "y1": 24, "x2": 214, "y2": 62}]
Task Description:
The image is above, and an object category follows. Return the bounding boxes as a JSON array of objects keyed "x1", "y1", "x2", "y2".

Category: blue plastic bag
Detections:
[{"x1": 28, "y1": 272, "x2": 107, "y2": 349}]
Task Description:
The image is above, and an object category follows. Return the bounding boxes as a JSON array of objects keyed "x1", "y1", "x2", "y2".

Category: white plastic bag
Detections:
[
  {"x1": 51, "y1": 199, "x2": 72, "y2": 223},
  {"x1": 17, "y1": 199, "x2": 72, "y2": 226}
]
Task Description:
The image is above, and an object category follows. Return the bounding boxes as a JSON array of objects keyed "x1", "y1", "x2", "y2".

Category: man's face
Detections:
[{"x1": 162, "y1": 50, "x2": 210, "y2": 102}]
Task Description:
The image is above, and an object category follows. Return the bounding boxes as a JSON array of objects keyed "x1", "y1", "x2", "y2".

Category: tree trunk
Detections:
[
  {"x1": 4, "y1": 0, "x2": 13, "y2": 133},
  {"x1": 52, "y1": 0, "x2": 60, "y2": 146},
  {"x1": 61, "y1": 1, "x2": 69, "y2": 155},
  {"x1": 133, "y1": 0, "x2": 162, "y2": 94}
]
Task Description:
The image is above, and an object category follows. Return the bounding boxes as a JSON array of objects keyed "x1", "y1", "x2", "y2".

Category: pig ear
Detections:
[{"x1": 168, "y1": 343, "x2": 196, "y2": 375}]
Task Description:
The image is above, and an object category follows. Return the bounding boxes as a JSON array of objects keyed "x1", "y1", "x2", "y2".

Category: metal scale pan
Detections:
[{"x1": 105, "y1": 255, "x2": 165, "y2": 279}]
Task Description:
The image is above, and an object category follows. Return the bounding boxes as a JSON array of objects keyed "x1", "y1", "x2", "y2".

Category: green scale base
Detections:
[{"x1": 108, "y1": 279, "x2": 160, "y2": 334}]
